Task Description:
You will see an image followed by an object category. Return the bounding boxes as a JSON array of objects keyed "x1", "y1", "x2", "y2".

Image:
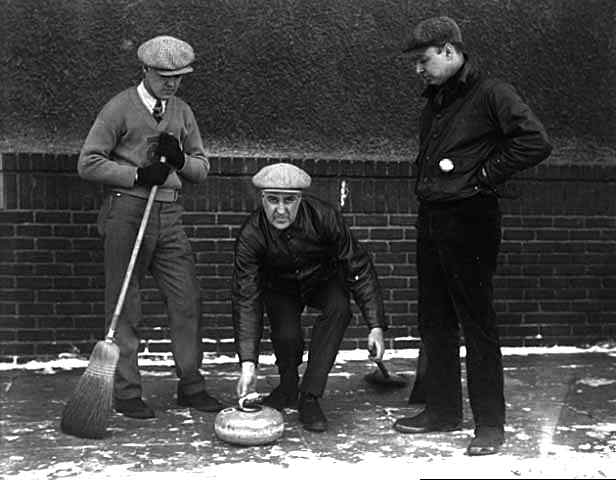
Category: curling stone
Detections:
[{"x1": 214, "y1": 393, "x2": 284, "y2": 446}]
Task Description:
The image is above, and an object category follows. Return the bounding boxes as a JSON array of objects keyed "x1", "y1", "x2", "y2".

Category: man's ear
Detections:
[{"x1": 443, "y1": 42, "x2": 455, "y2": 59}]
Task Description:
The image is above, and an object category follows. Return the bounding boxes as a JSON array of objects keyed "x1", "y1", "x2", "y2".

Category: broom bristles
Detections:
[{"x1": 60, "y1": 340, "x2": 120, "y2": 439}]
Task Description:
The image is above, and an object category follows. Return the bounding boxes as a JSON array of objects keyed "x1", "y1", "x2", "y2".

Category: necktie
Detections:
[{"x1": 153, "y1": 99, "x2": 163, "y2": 123}]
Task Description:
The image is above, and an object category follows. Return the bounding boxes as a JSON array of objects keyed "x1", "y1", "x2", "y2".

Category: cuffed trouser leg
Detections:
[
  {"x1": 101, "y1": 194, "x2": 206, "y2": 400},
  {"x1": 100, "y1": 194, "x2": 155, "y2": 400},
  {"x1": 150, "y1": 202, "x2": 205, "y2": 396}
]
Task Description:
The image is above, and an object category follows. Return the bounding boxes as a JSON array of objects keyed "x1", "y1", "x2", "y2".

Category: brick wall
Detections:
[{"x1": 1, "y1": 153, "x2": 615, "y2": 362}]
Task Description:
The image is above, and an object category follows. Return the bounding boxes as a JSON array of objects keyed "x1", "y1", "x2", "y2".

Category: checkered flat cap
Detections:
[
  {"x1": 137, "y1": 35, "x2": 195, "y2": 76},
  {"x1": 252, "y1": 163, "x2": 312, "y2": 191}
]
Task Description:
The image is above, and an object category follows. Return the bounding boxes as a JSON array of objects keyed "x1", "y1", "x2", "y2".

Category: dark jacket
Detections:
[
  {"x1": 415, "y1": 59, "x2": 552, "y2": 203},
  {"x1": 232, "y1": 195, "x2": 386, "y2": 363}
]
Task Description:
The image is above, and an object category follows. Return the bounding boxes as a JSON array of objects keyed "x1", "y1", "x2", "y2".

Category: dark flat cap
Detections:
[{"x1": 403, "y1": 16, "x2": 463, "y2": 53}]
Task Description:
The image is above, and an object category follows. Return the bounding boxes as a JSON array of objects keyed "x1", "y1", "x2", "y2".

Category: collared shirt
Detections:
[
  {"x1": 137, "y1": 81, "x2": 166, "y2": 115},
  {"x1": 78, "y1": 86, "x2": 210, "y2": 197},
  {"x1": 414, "y1": 58, "x2": 552, "y2": 203}
]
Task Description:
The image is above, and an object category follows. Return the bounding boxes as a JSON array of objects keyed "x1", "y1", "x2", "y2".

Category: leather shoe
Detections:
[
  {"x1": 393, "y1": 410, "x2": 461, "y2": 434},
  {"x1": 114, "y1": 397, "x2": 156, "y2": 419},
  {"x1": 467, "y1": 426, "x2": 505, "y2": 456},
  {"x1": 298, "y1": 393, "x2": 327, "y2": 432},
  {"x1": 177, "y1": 389, "x2": 223, "y2": 412},
  {"x1": 262, "y1": 386, "x2": 298, "y2": 411}
]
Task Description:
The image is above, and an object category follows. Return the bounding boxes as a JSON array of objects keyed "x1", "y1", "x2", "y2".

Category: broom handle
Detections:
[{"x1": 105, "y1": 157, "x2": 166, "y2": 341}]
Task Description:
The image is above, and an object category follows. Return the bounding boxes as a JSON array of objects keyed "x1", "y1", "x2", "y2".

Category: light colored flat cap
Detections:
[
  {"x1": 138, "y1": 35, "x2": 195, "y2": 76},
  {"x1": 252, "y1": 163, "x2": 312, "y2": 191}
]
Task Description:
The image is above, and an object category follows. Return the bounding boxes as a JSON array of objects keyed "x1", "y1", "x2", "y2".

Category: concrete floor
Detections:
[{"x1": 1, "y1": 350, "x2": 615, "y2": 479}]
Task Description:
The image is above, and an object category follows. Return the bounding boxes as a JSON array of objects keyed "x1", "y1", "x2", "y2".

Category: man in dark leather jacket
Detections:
[
  {"x1": 392, "y1": 17, "x2": 552, "y2": 455},
  {"x1": 233, "y1": 162, "x2": 387, "y2": 432}
]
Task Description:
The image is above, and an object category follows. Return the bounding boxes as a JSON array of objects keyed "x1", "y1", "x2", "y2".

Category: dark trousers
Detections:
[
  {"x1": 98, "y1": 193, "x2": 205, "y2": 400},
  {"x1": 263, "y1": 275, "x2": 352, "y2": 397},
  {"x1": 417, "y1": 194, "x2": 505, "y2": 427}
]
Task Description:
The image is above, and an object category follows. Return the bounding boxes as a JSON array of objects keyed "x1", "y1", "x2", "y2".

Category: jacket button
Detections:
[{"x1": 439, "y1": 158, "x2": 454, "y2": 172}]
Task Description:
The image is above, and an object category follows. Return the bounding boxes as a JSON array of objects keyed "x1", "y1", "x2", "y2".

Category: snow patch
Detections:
[
  {"x1": 2, "y1": 346, "x2": 615, "y2": 373},
  {"x1": 577, "y1": 377, "x2": 616, "y2": 387}
]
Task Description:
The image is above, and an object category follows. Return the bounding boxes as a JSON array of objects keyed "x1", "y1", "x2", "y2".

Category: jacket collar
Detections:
[{"x1": 422, "y1": 55, "x2": 477, "y2": 100}]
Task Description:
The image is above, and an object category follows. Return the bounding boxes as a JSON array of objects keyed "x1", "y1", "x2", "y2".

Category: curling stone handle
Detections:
[
  {"x1": 375, "y1": 360, "x2": 391, "y2": 379},
  {"x1": 368, "y1": 345, "x2": 391, "y2": 379},
  {"x1": 238, "y1": 392, "x2": 263, "y2": 412}
]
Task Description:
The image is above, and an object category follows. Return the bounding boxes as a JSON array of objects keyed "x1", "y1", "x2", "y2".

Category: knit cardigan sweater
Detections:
[{"x1": 78, "y1": 87, "x2": 209, "y2": 201}]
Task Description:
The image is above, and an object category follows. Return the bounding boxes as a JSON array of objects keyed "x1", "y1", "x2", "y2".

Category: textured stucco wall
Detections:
[{"x1": 2, "y1": 0, "x2": 615, "y2": 155}]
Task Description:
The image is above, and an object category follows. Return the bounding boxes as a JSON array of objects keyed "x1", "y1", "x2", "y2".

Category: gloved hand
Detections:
[
  {"x1": 135, "y1": 162, "x2": 171, "y2": 186},
  {"x1": 156, "y1": 132, "x2": 185, "y2": 170}
]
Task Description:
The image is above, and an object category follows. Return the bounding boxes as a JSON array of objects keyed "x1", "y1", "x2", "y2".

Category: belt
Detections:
[{"x1": 111, "y1": 187, "x2": 180, "y2": 203}]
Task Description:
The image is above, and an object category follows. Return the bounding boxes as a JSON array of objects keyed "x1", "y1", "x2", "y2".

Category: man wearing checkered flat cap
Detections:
[
  {"x1": 78, "y1": 35, "x2": 223, "y2": 419},
  {"x1": 393, "y1": 16, "x2": 552, "y2": 455},
  {"x1": 232, "y1": 163, "x2": 387, "y2": 432}
]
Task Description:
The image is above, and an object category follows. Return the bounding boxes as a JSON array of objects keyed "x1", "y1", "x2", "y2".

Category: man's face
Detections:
[
  {"x1": 144, "y1": 68, "x2": 183, "y2": 100},
  {"x1": 262, "y1": 191, "x2": 302, "y2": 230},
  {"x1": 412, "y1": 45, "x2": 452, "y2": 86}
]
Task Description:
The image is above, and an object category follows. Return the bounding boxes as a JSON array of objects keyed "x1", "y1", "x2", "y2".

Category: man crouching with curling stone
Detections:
[{"x1": 232, "y1": 163, "x2": 387, "y2": 432}]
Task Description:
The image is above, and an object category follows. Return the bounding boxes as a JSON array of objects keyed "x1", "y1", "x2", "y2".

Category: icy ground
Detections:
[{"x1": 1, "y1": 347, "x2": 615, "y2": 479}]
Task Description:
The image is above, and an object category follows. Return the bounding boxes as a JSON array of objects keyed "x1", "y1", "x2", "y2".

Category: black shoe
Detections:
[
  {"x1": 393, "y1": 410, "x2": 461, "y2": 434},
  {"x1": 262, "y1": 386, "x2": 299, "y2": 411},
  {"x1": 298, "y1": 393, "x2": 327, "y2": 432},
  {"x1": 114, "y1": 397, "x2": 156, "y2": 419},
  {"x1": 467, "y1": 426, "x2": 505, "y2": 456},
  {"x1": 177, "y1": 389, "x2": 224, "y2": 412}
]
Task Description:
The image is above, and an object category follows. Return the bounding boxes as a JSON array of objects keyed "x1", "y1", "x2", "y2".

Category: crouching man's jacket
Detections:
[{"x1": 232, "y1": 195, "x2": 387, "y2": 363}]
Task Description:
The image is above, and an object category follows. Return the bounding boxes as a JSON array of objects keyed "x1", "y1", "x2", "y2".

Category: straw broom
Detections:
[{"x1": 61, "y1": 168, "x2": 163, "y2": 439}]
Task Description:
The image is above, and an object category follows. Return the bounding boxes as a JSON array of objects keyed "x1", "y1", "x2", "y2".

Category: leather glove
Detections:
[
  {"x1": 156, "y1": 132, "x2": 185, "y2": 170},
  {"x1": 135, "y1": 162, "x2": 171, "y2": 186}
]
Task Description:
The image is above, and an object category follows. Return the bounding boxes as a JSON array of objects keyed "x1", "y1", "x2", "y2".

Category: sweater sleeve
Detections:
[
  {"x1": 176, "y1": 105, "x2": 210, "y2": 184},
  {"x1": 77, "y1": 96, "x2": 137, "y2": 187}
]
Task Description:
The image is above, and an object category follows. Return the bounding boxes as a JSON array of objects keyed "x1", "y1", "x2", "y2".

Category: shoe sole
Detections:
[
  {"x1": 263, "y1": 402, "x2": 299, "y2": 412},
  {"x1": 301, "y1": 423, "x2": 327, "y2": 432},
  {"x1": 177, "y1": 402, "x2": 224, "y2": 412},
  {"x1": 467, "y1": 445, "x2": 502, "y2": 456},
  {"x1": 114, "y1": 410, "x2": 156, "y2": 420},
  {"x1": 393, "y1": 423, "x2": 461, "y2": 434}
]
